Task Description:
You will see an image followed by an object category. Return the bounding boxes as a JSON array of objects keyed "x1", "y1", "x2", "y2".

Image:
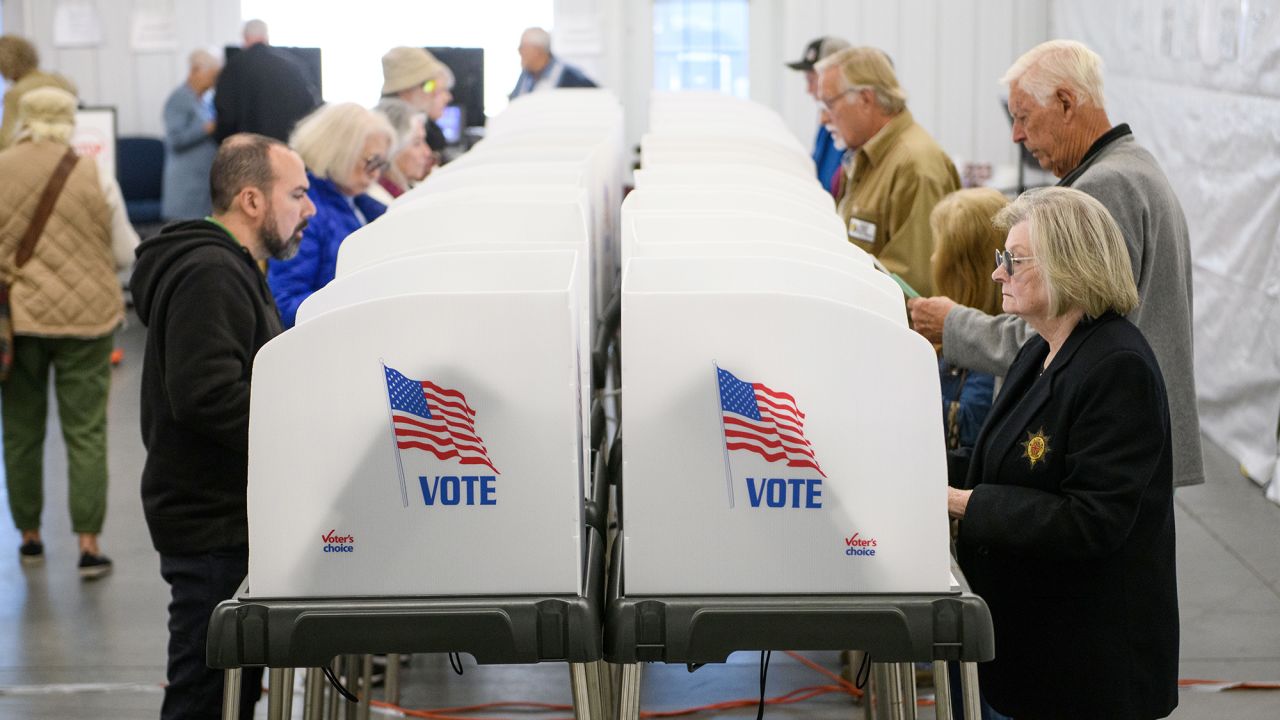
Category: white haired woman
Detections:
[
  {"x1": 948, "y1": 186, "x2": 1178, "y2": 719},
  {"x1": 369, "y1": 98, "x2": 431, "y2": 204},
  {"x1": 0, "y1": 87, "x2": 138, "y2": 577},
  {"x1": 267, "y1": 102, "x2": 394, "y2": 327}
]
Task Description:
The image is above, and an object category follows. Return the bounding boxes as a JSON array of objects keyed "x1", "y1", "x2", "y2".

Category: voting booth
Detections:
[
  {"x1": 620, "y1": 254, "x2": 949, "y2": 595},
  {"x1": 245, "y1": 250, "x2": 584, "y2": 598}
]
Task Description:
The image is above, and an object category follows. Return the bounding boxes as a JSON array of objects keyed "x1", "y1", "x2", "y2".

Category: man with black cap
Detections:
[{"x1": 787, "y1": 36, "x2": 850, "y2": 195}]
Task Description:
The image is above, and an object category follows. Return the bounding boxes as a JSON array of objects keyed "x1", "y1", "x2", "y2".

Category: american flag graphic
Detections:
[
  {"x1": 717, "y1": 366, "x2": 825, "y2": 477},
  {"x1": 384, "y1": 365, "x2": 500, "y2": 474}
]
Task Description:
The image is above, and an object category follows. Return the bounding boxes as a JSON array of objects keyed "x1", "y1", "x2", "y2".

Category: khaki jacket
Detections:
[
  {"x1": 836, "y1": 110, "x2": 960, "y2": 297},
  {"x1": 0, "y1": 70, "x2": 78, "y2": 150},
  {"x1": 0, "y1": 140, "x2": 125, "y2": 338}
]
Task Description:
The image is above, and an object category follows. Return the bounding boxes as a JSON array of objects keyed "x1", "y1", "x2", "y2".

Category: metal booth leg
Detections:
[
  {"x1": 322, "y1": 655, "x2": 337, "y2": 717},
  {"x1": 222, "y1": 668, "x2": 242, "y2": 720},
  {"x1": 869, "y1": 662, "x2": 897, "y2": 720},
  {"x1": 960, "y1": 662, "x2": 981, "y2": 720},
  {"x1": 932, "y1": 661, "x2": 953, "y2": 720},
  {"x1": 303, "y1": 667, "x2": 325, "y2": 720},
  {"x1": 896, "y1": 663, "x2": 918, "y2": 720},
  {"x1": 616, "y1": 662, "x2": 642, "y2": 720},
  {"x1": 355, "y1": 655, "x2": 372, "y2": 720},
  {"x1": 570, "y1": 661, "x2": 604, "y2": 719},
  {"x1": 595, "y1": 660, "x2": 616, "y2": 716},
  {"x1": 267, "y1": 667, "x2": 296, "y2": 719},
  {"x1": 384, "y1": 653, "x2": 402, "y2": 707}
]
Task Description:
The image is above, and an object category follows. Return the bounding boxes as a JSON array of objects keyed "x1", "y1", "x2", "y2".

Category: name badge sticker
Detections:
[{"x1": 848, "y1": 218, "x2": 877, "y2": 245}]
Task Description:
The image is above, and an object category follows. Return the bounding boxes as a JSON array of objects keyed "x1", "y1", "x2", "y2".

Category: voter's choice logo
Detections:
[
  {"x1": 715, "y1": 364, "x2": 826, "y2": 509},
  {"x1": 381, "y1": 363, "x2": 501, "y2": 508},
  {"x1": 843, "y1": 532, "x2": 879, "y2": 558},
  {"x1": 321, "y1": 529, "x2": 355, "y2": 554}
]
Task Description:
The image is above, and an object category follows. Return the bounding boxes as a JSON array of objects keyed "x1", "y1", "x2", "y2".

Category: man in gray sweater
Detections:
[{"x1": 910, "y1": 39, "x2": 1203, "y2": 487}]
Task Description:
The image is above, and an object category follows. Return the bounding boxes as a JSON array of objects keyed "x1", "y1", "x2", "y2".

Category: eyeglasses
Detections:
[
  {"x1": 995, "y1": 249, "x2": 1035, "y2": 276},
  {"x1": 422, "y1": 78, "x2": 437, "y2": 94},
  {"x1": 817, "y1": 88, "x2": 857, "y2": 111},
  {"x1": 363, "y1": 154, "x2": 390, "y2": 175}
]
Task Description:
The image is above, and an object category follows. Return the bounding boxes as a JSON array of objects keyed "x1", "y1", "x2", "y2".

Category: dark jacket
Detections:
[
  {"x1": 132, "y1": 220, "x2": 283, "y2": 554},
  {"x1": 213, "y1": 44, "x2": 320, "y2": 142},
  {"x1": 266, "y1": 173, "x2": 385, "y2": 328},
  {"x1": 954, "y1": 312, "x2": 1178, "y2": 719},
  {"x1": 508, "y1": 57, "x2": 597, "y2": 99}
]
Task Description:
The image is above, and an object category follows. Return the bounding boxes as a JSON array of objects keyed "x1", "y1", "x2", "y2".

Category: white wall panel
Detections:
[
  {"x1": 767, "y1": 0, "x2": 1049, "y2": 178},
  {"x1": 6, "y1": 0, "x2": 238, "y2": 138},
  {"x1": 1053, "y1": 0, "x2": 1280, "y2": 503}
]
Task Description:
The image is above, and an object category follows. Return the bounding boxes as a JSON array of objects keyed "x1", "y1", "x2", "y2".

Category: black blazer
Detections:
[
  {"x1": 954, "y1": 312, "x2": 1178, "y2": 719},
  {"x1": 214, "y1": 44, "x2": 321, "y2": 143}
]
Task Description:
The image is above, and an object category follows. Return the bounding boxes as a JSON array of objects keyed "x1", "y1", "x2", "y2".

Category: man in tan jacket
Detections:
[{"x1": 816, "y1": 47, "x2": 960, "y2": 297}]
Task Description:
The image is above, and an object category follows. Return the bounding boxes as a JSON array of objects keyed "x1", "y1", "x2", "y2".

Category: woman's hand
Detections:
[{"x1": 948, "y1": 487, "x2": 972, "y2": 519}]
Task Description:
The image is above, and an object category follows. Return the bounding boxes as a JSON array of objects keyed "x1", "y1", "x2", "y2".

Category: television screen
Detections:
[{"x1": 427, "y1": 46, "x2": 484, "y2": 128}]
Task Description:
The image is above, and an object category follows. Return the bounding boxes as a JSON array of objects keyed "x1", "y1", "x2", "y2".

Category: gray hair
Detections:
[
  {"x1": 1001, "y1": 39, "x2": 1105, "y2": 108},
  {"x1": 189, "y1": 48, "x2": 221, "y2": 72},
  {"x1": 520, "y1": 27, "x2": 552, "y2": 50},
  {"x1": 814, "y1": 46, "x2": 906, "y2": 114},
  {"x1": 994, "y1": 186, "x2": 1137, "y2": 318},
  {"x1": 289, "y1": 102, "x2": 395, "y2": 183},
  {"x1": 375, "y1": 98, "x2": 426, "y2": 158},
  {"x1": 243, "y1": 19, "x2": 269, "y2": 43}
]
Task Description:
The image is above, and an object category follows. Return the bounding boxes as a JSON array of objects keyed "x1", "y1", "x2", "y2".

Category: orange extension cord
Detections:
[{"x1": 362, "y1": 655, "x2": 1280, "y2": 719}]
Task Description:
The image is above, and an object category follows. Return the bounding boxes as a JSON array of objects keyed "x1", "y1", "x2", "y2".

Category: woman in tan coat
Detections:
[{"x1": 0, "y1": 87, "x2": 137, "y2": 578}]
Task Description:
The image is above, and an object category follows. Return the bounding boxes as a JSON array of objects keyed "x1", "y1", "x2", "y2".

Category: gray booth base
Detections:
[
  {"x1": 205, "y1": 527, "x2": 606, "y2": 719},
  {"x1": 604, "y1": 540, "x2": 994, "y2": 720}
]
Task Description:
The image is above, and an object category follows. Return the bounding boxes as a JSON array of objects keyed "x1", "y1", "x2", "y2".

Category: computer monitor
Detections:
[
  {"x1": 436, "y1": 106, "x2": 463, "y2": 144},
  {"x1": 224, "y1": 46, "x2": 323, "y2": 99},
  {"x1": 427, "y1": 46, "x2": 485, "y2": 128}
]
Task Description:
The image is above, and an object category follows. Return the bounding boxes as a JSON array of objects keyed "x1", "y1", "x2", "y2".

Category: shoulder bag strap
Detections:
[{"x1": 14, "y1": 148, "x2": 81, "y2": 269}]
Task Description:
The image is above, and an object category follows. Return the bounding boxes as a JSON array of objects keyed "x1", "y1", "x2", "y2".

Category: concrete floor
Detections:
[{"x1": 0, "y1": 319, "x2": 1277, "y2": 718}]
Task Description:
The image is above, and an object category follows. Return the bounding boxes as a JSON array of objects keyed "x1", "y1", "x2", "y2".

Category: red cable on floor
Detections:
[{"x1": 365, "y1": 656, "x2": 1280, "y2": 719}]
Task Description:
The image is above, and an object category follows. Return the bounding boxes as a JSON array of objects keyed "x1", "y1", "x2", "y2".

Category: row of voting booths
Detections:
[
  {"x1": 207, "y1": 90, "x2": 992, "y2": 720},
  {"x1": 608, "y1": 92, "x2": 991, "y2": 719}
]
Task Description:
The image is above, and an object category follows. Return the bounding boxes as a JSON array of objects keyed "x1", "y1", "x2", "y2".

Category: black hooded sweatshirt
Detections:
[{"x1": 131, "y1": 219, "x2": 282, "y2": 555}]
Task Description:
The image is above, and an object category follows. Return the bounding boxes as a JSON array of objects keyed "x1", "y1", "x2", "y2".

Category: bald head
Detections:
[
  {"x1": 243, "y1": 19, "x2": 268, "y2": 47},
  {"x1": 518, "y1": 27, "x2": 552, "y2": 74}
]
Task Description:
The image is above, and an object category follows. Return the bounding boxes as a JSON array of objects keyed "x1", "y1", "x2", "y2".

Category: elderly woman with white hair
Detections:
[
  {"x1": 0, "y1": 87, "x2": 138, "y2": 578},
  {"x1": 369, "y1": 98, "x2": 432, "y2": 204},
  {"x1": 948, "y1": 186, "x2": 1178, "y2": 719},
  {"x1": 161, "y1": 48, "x2": 221, "y2": 219},
  {"x1": 267, "y1": 102, "x2": 394, "y2": 327}
]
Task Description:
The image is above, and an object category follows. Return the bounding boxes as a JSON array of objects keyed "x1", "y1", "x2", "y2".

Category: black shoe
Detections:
[
  {"x1": 78, "y1": 552, "x2": 113, "y2": 579},
  {"x1": 19, "y1": 540, "x2": 44, "y2": 567}
]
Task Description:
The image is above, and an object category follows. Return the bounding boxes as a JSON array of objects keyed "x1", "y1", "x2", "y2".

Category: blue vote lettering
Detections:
[
  {"x1": 745, "y1": 477, "x2": 823, "y2": 509},
  {"x1": 418, "y1": 475, "x2": 498, "y2": 506}
]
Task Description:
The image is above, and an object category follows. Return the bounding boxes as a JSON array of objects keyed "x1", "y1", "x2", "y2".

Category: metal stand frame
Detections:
[
  {"x1": 208, "y1": 523, "x2": 606, "y2": 720},
  {"x1": 604, "y1": 536, "x2": 994, "y2": 720}
]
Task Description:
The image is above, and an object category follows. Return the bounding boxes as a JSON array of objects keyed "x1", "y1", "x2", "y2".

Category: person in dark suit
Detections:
[
  {"x1": 948, "y1": 186, "x2": 1178, "y2": 720},
  {"x1": 213, "y1": 19, "x2": 320, "y2": 143},
  {"x1": 508, "y1": 26, "x2": 597, "y2": 99}
]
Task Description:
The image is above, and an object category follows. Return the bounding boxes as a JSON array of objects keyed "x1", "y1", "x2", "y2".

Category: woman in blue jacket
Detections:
[{"x1": 268, "y1": 102, "x2": 394, "y2": 327}]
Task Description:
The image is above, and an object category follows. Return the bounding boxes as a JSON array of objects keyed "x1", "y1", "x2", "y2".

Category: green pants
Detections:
[{"x1": 2, "y1": 333, "x2": 113, "y2": 534}]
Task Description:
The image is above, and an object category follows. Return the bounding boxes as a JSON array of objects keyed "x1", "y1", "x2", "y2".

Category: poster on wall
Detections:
[
  {"x1": 131, "y1": 9, "x2": 179, "y2": 52},
  {"x1": 53, "y1": 0, "x2": 103, "y2": 48},
  {"x1": 73, "y1": 107, "x2": 116, "y2": 182}
]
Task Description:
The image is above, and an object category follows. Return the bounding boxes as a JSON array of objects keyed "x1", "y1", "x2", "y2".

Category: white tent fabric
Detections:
[{"x1": 1055, "y1": 3, "x2": 1280, "y2": 504}]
